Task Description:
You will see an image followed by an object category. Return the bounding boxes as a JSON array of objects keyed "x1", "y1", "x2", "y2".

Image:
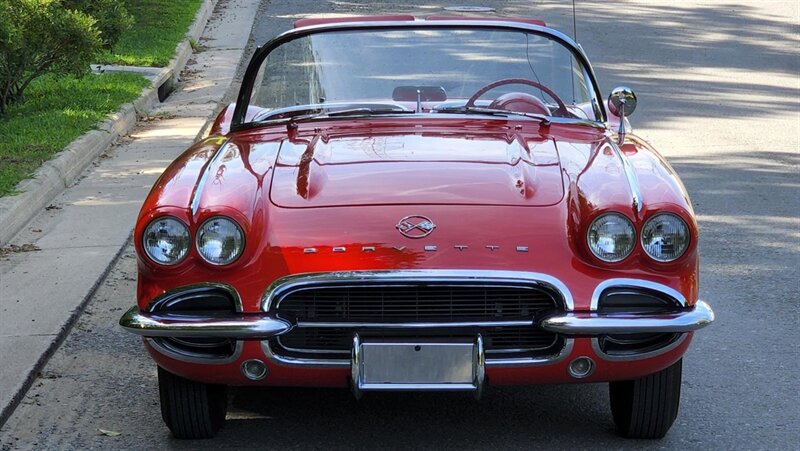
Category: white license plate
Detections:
[{"x1": 351, "y1": 335, "x2": 485, "y2": 395}]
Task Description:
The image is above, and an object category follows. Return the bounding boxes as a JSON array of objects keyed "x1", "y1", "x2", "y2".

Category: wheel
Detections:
[
  {"x1": 609, "y1": 359, "x2": 682, "y2": 439},
  {"x1": 158, "y1": 366, "x2": 228, "y2": 439}
]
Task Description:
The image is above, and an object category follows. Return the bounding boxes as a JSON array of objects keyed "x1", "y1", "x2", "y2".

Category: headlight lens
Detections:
[
  {"x1": 142, "y1": 216, "x2": 190, "y2": 265},
  {"x1": 641, "y1": 213, "x2": 690, "y2": 262},
  {"x1": 587, "y1": 213, "x2": 635, "y2": 262},
  {"x1": 196, "y1": 216, "x2": 244, "y2": 265}
]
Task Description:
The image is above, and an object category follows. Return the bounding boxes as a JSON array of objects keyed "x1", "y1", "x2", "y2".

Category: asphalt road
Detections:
[{"x1": 1, "y1": 1, "x2": 798, "y2": 449}]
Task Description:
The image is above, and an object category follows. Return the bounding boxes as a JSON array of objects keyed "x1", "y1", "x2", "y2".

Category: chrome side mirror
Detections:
[
  {"x1": 608, "y1": 86, "x2": 637, "y2": 117},
  {"x1": 608, "y1": 87, "x2": 637, "y2": 144}
]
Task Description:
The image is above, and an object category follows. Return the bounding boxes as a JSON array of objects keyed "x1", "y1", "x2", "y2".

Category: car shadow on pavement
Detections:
[{"x1": 220, "y1": 383, "x2": 616, "y2": 448}]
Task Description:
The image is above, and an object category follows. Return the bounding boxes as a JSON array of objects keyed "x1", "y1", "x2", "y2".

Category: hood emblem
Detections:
[{"x1": 396, "y1": 215, "x2": 436, "y2": 239}]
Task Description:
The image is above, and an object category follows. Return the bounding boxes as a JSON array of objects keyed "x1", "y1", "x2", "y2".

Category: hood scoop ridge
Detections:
[{"x1": 270, "y1": 133, "x2": 564, "y2": 208}]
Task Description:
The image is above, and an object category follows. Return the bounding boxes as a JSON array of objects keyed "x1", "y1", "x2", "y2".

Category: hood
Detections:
[{"x1": 269, "y1": 133, "x2": 565, "y2": 208}]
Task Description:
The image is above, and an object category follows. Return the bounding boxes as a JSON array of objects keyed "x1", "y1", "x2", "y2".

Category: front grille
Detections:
[
  {"x1": 278, "y1": 326, "x2": 559, "y2": 356},
  {"x1": 276, "y1": 283, "x2": 560, "y2": 323},
  {"x1": 272, "y1": 281, "x2": 564, "y2": 360}
]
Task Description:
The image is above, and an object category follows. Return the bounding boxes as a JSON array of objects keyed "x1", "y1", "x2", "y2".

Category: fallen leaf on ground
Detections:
[{"x1": 97, "y1": 428, "x2": 121, "y2": 437}]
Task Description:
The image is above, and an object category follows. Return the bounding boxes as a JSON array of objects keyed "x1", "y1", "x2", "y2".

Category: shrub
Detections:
[
  {"x1": 0, "y1": 0, "x2": 102, "y2": 118},
  {"x1": 64, "y1": 0, "x2": 134, "y2": 50}
]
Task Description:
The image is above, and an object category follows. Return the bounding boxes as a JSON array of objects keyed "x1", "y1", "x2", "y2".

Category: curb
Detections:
[
  {"x1": 0, "y1": 0, "x2": 217, "y2": 247},
  {"x1": 0, "y1": 235, "x2": 132, "y2": 429}
]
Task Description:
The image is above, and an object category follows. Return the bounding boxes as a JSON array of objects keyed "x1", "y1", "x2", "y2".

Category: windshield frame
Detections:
[{"x1": 231, "y1": 20, "x2": 607, "y2": 131}]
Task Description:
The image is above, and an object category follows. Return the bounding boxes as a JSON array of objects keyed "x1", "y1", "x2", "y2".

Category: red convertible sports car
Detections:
[{"x1": 120, "y1": 16, "x2": 714, "y2": 439}]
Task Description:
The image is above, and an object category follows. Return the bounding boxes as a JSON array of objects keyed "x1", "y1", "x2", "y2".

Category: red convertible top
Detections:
[{"x1": 293, "y1": 15, "x2": 545, "y2": 28}]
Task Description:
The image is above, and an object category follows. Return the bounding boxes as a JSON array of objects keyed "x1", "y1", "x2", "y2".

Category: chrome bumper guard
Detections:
[
  {"x1": 119, "y1": 306, "x2": 291, "y2": 339},
  {"x1": 539, "y1": 300, "x2": 715, "y2": 335}
]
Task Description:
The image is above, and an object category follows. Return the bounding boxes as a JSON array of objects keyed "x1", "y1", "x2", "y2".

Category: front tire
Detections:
[
  {"x1": 609, "y1": 359, "x2": 682, "y2": 439},
  {"x1": 158, "y1": 366, "x2": 228, "y2": 439}
]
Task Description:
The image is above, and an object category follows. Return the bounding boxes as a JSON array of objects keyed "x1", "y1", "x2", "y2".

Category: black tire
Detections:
[
  {"x1": 609, "y1": 359, "x2": 682, "y2": 439},
  {"x1": 158, "y1": 366, "x2": 228, "y2": 439}
]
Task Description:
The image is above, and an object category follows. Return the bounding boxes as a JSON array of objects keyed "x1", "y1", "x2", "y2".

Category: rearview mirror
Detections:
[{"x1": 392, "y1": 86, "x2": 447, "y2": 102}]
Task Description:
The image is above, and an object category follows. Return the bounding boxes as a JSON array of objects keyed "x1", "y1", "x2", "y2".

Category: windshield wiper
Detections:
[
  {"x1": 252, "y1": 104, "x2": 413, "y2": 127},
  {"x1": 435, "y1": 106, "x2": 550, "y2": 124}
]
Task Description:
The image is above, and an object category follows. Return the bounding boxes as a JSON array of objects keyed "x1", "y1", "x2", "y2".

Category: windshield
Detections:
[{"x1": 244, "y1": 26, "x2": 602, "y2": 123}]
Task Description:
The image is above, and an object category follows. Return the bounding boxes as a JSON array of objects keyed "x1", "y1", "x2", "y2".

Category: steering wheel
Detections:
[{"x1": 465, "y1": 78, "x2": 570, "y2": 117}]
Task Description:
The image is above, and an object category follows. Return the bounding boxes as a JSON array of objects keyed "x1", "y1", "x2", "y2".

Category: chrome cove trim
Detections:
[
  {"x1": 262, "y1": 337, "x2": 574, "y2": 369},
  {"x1": 146, "y1": 337, "x2": 243, "y2": 365},
  {"x1": 145, "y1": 282, "x2": 244, "y2": 313},
  {"x1": 589, "y1": 278, "x2": 689, "y2": 311},
  {"x1": 261, "y1": 270, "x2": 574, "y2": 311},
  {"x1": 609, "y1": 141, "x2": 643, "y2": 213},
  {"x1": 119, "y1": 306, "x2": 292, "y2": 339},
  {"x1": 591, "y1": 333, "x2": 688, "y2": 362},
  {"x1": 539, "y1": 300, "x2": 714, "y2": 335}
]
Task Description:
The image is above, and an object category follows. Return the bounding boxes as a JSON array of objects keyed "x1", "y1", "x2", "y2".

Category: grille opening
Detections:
[
  {"x1": 596, "y1": 288, "x2": 684, "y2": 356},
  {"x1": 275, "y1": 282, "x2": 562, "y2": 323},
  {"x1": 273, "y1": 327, "x2": 563, "y2": 360},
  {"x1": 598, "y1": 288, "x2": 683, "y2": 314},
  {"x1": 152, "y1": 336, "x2": 238, "y2": 360},
  {"x1": 598, "y1": 333, "x2": 682, "y2": 356},
  {"x1": 149, "y1": 286, "x2": 238, "y2": 360}
]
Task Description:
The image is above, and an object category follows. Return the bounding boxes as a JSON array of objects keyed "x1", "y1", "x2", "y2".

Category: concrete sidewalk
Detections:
[{"x1": 0, "y1": 0, "x2": 259, "y2": 426}]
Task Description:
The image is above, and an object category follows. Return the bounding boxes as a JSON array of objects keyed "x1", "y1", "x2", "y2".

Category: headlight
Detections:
[
  {"x1": 587, "y1": 213, "x2": 635, "y2": 262},
  {"x1": 142, "y1": 216, "x2": 190, "y2": 265},
  {"x1": 196, "y1": 216, "x2": 244, "y2": 265},
  {"x1": 641, "y1": 213, "x2": 690, "y2": 262}
]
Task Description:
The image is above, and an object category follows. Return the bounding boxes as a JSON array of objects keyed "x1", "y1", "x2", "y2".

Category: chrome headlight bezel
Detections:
[
  {"x1": 195, "y1": 216, "x2": 245, "y2": 266},
  {"x1": 142, "y1": 216, "x2": 191, "y2": 266},
  {"x1": 640, "y1": 213, "x2": 691, "y2": 262},
  {"x1": 587, "y1": 212, "x2": 636, "y2": 263}
]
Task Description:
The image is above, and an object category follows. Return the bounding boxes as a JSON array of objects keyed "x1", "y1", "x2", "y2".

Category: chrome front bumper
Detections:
[
  {"x1": 540, "y1": 300, "x2": 715, "y2": 335},
  {"x1": 119, "y1": 306, "x2": 291, "y2": 339},
  {"x1": 119, "y1": 300, "x2": 714, "y2": 339}
]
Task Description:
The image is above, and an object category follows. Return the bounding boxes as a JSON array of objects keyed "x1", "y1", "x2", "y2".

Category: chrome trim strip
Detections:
[
  {"x1": 590, "y1": 278, "x2": 689, "y2": 311},
  {"x1": 277, "y1": 336, "x2": 349, "y2": 355},
  {"x1": 609, "y1": 141, "x2": 643, "y2": 213},
  {"x1": 484, "y1": 338, "x2": 574, "y2": 367},
  {"x1": 190, "y1": 141, "x2": 230, "y2": 216},
  {"x1": 261, "y1": 270, "x2": 574, "y2": 311},
  {"x1": 295, "y1": 320, "x2": 535, "y2": 329},
  {"x1": 119, "y1": 306, "x2": 292, "y2": 339},
  {"x1": 146, "y1": 337, "x2": 243, "y2": 365},
  {"x1": 264, "y1": 340, "x2": 349, "y2": 368},
  {"x1": 591, "y1": 333, "x2": 688, "y2": 362},
  {"x1": 539, "y1": 300, "x2": 714, "y2": 335},
  {"x1": 145, "y1": 282, "x2": 244, "y2": 313}
]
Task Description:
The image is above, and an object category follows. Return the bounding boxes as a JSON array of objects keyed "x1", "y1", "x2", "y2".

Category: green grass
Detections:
[
  {"x1": 97, "y1": 0, "x2": 204, "y2": 67},
  {"x1": 0, "y1": 73, "x2": 149, "y2": 196}
]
